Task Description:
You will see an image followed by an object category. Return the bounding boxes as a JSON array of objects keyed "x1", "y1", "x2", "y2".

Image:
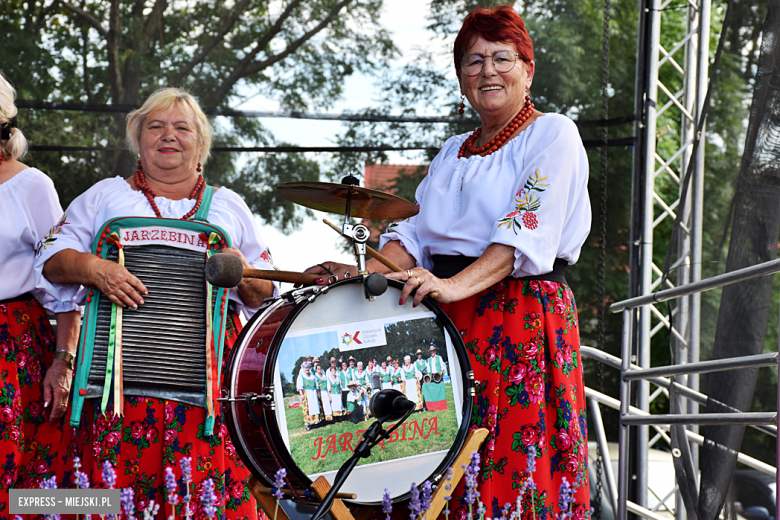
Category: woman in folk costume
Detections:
[
  {"x1": 391, "y1": 359, "x2": 403, "y2": 392},
  {"x1": 345, "y1": 381, "x2": 369, "y2": 423},
  {"x1": 0, "y1": 73, "x2": 81, "y2": 517},
  {"x1": 379, "y1": 360, "x2": 393, "y2": 390},
  {"x1": 400, "y1": 355, "x2": 423, "y2": 411},
  {"x1": 36, "y1": 87, "x2": 278, "y2": 518},
  {"x1": 353, "y1": 361, "x2": 370, "y2": 388},
  {"x1": 297, "y1": 362, "x2": 321, "y2": 430},
  {"x1": 305, "y1": 5, "x2": 590, "y2": 513},
  {"x1": 314, "y1": 364, "x2": 333, "y2": 422},
  {"x1": 338, "y1": 361, "x2": 350, "y2": 411},
  {"x1": 325, "y1": 365, "x2": 344, "y2": 418}
]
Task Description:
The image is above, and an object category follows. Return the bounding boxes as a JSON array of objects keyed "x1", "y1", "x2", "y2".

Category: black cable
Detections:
[
  {"x1": 27, "y1": 137, "x2": 634, "y2": 154},
  {"x1": 594, "y1": 0, "x2": 611, "y2": 517},
  {"x1": 15, "y1": 100, "x2": 635, "y2": 128}
]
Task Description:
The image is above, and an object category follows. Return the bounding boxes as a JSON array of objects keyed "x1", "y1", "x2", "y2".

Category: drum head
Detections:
[{"x1": 226, "y1": 278, "x2": 473, "y2": 506}]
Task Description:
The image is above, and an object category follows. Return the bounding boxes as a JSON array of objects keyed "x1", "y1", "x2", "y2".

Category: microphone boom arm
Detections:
[{"x1": 310, "y1": 407, "x2": 416, "y2": 520}]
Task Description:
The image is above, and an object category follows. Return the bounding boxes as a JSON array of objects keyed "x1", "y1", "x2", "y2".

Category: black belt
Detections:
[
  {"x1": 0, "y1": 293, "x2": 35, "y2": 305},
  {"x1": 431, "y1": 255, "x2": 568, "y2": 284}
]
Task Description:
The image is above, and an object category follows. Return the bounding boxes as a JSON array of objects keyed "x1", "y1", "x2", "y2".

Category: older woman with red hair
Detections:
[{"x1": 308, "y1": 5, "x2": 591, "y2": 516}]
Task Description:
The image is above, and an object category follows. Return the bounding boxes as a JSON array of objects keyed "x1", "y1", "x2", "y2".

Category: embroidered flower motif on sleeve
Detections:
[
  {"x1": 259, "y1": 249, "x2": 279, "y2": 271},
  {"x1": 496, "y1": 170, "x2": 549, "y2": 234},
  {"x1": 35, "y1": 214, "x2": 69, "y2": 257}
]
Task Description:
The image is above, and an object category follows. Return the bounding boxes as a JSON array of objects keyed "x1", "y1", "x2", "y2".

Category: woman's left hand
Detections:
[
  {"x1": 386, "y1": 267, "x2": 460, "y2": 307},
  {"x1": 43, "y1": 360, "x2": 72, "y2": 424}
]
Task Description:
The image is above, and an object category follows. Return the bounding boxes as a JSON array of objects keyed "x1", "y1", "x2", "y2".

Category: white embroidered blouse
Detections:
[
  {"x1": 34, "y1": 176, "x2": 280, "y2": 316},
  {"x1": 379, "y1": 114, "x2": 591, "y2": 279},
  {"x1": 0, "y1": 168, "x2": 72, "y2": 306}
]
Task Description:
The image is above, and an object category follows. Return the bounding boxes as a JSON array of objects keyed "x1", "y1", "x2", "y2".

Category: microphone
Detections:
[
  {"x1": 205, "y1": 253, "x2": 243, "y2": 288},
  {"x1": 369, "y1": 389, "x2": 415, "y2": 422}
]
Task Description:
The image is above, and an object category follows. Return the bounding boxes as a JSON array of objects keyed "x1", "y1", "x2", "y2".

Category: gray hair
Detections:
[{"x1": 126, "y1": 87, "x2": 212, "y2": 164}]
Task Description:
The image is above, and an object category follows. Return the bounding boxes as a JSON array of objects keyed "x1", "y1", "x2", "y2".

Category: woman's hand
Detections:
[
  {"x1": 386, "y1": 267, "x2": 460, "y2": 307},
  {"x1": 220, "y1": 247, "x2": 275, "y2": 308},
  {"x1": 88, "y1": 258, "x2": 148, "y2": 309},
  {"x1": 302, "y1": 262, "x2": 358, "y2": 285},
  {"x1": 43, "y1": 360, "x2": 72, "y2": 424},
  {"x1": 44, "y1": 310, "x2": 80, "y2": 424}
]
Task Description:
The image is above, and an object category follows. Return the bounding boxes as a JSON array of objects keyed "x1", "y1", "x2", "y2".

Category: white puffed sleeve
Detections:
[
  {"x1": 212, "y1": 189, "x2": 280, "y2": 315},
  {"x1": 33, "y1": 179, "x2": 117, "y2": 312},
  {"x1": 378, "y1": 164, "x2": 434, "y2": 270},
  {"x1": 489, "y1": 116, "x2": 591, "y2": 277}
]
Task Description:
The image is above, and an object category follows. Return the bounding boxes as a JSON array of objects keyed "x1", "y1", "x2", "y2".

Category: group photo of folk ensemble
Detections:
[{"x1": 294, "y1": 345, "x2": 450, "y2": 430}]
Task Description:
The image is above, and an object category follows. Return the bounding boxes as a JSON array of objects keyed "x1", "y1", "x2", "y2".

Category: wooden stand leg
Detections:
[
  {"x1": 248, "y1": 475, "x2": 357, "y2": 520},
  {"x1": 248, "y1": 475, "x2": 292, "y2": 520},
  {"x1": 310, "y1": 476, "x2": 357, "y2": 520},
  {"x1": 424, "y1": 428, "x2": 489, "y2": 520}
]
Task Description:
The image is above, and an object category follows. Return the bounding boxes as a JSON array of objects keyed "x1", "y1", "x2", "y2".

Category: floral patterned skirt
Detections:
[
  {"x1": 0, "y1": 295, "x2": 61, "y2": 518},
  {"x1": 54, "y1": 313, "x2": 262, "y2": 520},
  {"x1": 442, "y1": 279, "x2": 589, "y2": 520}
]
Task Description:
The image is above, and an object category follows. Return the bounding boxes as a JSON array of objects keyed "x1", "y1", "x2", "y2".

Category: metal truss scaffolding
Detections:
[{"x1": 627, "y1": 0, "x2": 711, "y2": 516}]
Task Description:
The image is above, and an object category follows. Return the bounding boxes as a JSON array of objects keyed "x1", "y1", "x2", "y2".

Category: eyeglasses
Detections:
[{"x1": 460, "y1": 50, "x2": 521, "y2": 76}]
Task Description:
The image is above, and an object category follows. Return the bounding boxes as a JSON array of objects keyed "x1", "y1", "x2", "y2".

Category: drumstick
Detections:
[
  {"x1": 242, "y1": 268, "x2": 321, "y2": 285},
  {"x1": 322, "y1": 219, "x2": 439, "y2": 299}
]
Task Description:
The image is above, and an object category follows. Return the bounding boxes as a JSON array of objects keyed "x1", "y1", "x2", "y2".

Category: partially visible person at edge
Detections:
[
  {"x1": 0, "y1": 72, "x2": 81, "y2": 518},
  {"x1": 35, "y1": 87, "x2": 278, "y2": 518},
  {"x1": 305, "y1": 5, "x2": 591, "y2": 516}
]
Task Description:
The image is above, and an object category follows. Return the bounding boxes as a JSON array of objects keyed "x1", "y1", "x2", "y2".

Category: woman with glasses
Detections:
[{"x1": 307, "y1": 5, "x2": 590, "y2": 512}]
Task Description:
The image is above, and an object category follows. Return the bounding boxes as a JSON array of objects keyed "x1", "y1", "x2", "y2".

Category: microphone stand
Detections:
[{"x1": 310, "y1": 407, "x2": 416, "y2": 520}]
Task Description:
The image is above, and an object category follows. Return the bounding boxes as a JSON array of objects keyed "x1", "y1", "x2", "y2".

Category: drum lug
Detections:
[
  {"x1": 469, "y1": 387, "x2": 476, "y2": 397},
  {"x1": 466, "y1": 370, "x2": 475, "y2": 380}
]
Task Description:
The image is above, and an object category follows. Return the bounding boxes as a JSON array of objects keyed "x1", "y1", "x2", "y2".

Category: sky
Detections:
[{"x1": 233, "y1": 0, "x2": 454, "y2": 287}]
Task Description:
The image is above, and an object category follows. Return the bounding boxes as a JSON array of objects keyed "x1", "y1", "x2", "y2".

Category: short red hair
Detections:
[{"x1": 453, "y1": 5, "x2": 534, "y2": 75}]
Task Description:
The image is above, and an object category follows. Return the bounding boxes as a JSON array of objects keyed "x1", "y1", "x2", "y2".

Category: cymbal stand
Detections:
[{"x1": 338, "y1": 175, "x2": 386, "y2": 301}]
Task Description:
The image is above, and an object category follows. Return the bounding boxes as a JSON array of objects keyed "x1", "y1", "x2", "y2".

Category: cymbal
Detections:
[{"x1": 276, "y1": 182, "x2": 419, "y2": 220}]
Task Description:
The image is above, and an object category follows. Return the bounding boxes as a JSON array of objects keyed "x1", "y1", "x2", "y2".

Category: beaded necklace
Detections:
[
  {"x1": 458, "y1": 95, "x2": 534, "y2": 159},
  {"x1": 133, "y1": 160, "x2": 206, "y2": 219}
]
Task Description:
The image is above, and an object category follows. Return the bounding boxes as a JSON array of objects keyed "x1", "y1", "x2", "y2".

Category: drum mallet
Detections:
[
  {"x1": 205, "y1": 253, "x2": 320, "y2": 287},
  {"x1": 323, "y1": 218, "x2": 439, "y2": 299}
]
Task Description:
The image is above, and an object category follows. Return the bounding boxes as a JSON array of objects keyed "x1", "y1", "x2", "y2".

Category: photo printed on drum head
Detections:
[{"x1": 274, "y1": 312, "x2": 463, "y2": 478}]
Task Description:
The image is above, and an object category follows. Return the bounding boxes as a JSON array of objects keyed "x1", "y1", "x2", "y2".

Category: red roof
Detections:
[{"x1": 364, "y1": 164, "x2": 428, "y2": 192}]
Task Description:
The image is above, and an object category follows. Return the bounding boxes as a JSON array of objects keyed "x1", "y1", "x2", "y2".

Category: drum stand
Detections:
[{"x1": 247, "y1": 474, "x2": 358, "y2": 520}]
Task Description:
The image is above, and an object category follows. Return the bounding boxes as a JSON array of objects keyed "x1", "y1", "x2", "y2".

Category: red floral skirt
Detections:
[
  {"x1": 442, "y1": 279, "x2": 589, "y2": 520},
  {"x1": 55, "y1": 313, "x2": 262, "y2": 520},
  {"x1": 0, "y1": 295, "x2": 61, "y2": 517}
]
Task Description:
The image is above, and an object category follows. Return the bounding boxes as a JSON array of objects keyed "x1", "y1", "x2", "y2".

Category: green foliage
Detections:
[{"x1": 1, "y1": 0, "x2": 395, "y2": 230}]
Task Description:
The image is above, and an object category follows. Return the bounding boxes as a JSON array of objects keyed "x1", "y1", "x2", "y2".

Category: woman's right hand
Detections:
[
  {"x1": 302, "y1": 262, "x2": 358, "y2": 285},
  {"x1": 88, "y1": 258, "x2": 148, "y2": 309}
]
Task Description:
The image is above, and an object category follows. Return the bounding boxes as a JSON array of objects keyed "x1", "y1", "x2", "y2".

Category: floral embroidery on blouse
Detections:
[
  {"x1": 35, "y1": 214, "x2": 69, "y2": 257},
  {"x1": 259, "y1": 249, "x2": 279, "y2": 270},
  {"x1": 496, "y1": 170, "x2": 549, "y2": 234}
]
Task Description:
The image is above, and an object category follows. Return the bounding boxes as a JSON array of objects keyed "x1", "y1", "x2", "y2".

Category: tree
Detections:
[{"x1": 0, "y1": 0, "x2": 395, "y2": 229}]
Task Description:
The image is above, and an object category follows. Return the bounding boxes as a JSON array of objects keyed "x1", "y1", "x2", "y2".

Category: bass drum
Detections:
[{"x1": 224, "y1": 278, "x2": 473, "y2": 505}]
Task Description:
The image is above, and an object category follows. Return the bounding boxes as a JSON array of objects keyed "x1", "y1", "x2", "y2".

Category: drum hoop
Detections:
[
  {"x1": 226, "y1": 277, "x2": 474, "y2": 506},
  {"x1": 225, "y1": 297, "x2": 289, "y2": 484}
]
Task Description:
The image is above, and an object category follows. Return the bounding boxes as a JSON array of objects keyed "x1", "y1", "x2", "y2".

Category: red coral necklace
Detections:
[
  {"x1": 458, "y1": 95, "x2": 534, "y2": 158},
  {"x1": 133, "y1": 160, "x2": 206, "y2": 219}
]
